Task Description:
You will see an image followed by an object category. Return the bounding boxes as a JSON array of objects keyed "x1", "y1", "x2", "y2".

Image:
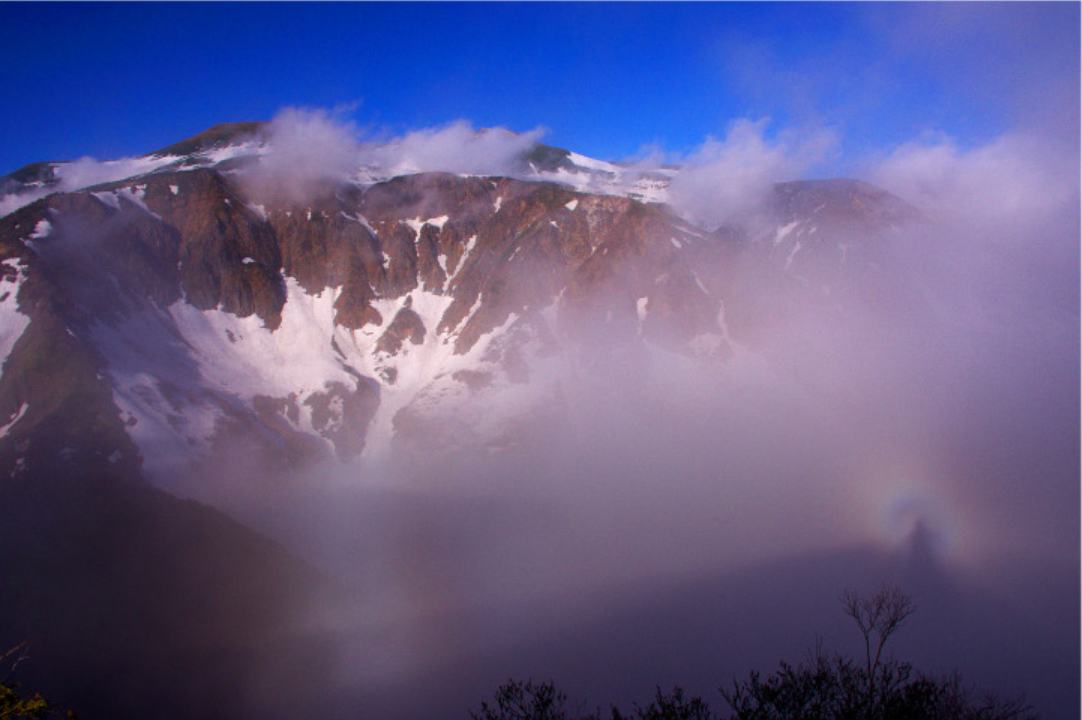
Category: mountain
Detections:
[
  {"x1": 0, "y1": 123, "x2": 923, "y2": 719},
  {"x1": 0, "y1": 125, "x2": 919, "y2": 486}
]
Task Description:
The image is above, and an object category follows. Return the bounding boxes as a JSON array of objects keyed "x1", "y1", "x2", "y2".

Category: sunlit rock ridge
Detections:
[{"x1": 0, "y1": 122, "x2": 920, "y2": 490}]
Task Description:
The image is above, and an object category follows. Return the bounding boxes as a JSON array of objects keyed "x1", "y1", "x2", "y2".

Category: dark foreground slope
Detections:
[{"x1": 0, "y1": 462, "x2": 348, "y2": 720}]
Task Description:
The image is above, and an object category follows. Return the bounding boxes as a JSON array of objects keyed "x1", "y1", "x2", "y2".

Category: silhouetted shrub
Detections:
[
  {"x1": 471, "y1": 679, "x2": 582, "y2": 720},
  {"x1": 471, "y1": 585, "x2": 1038, "y2": 720},
  {"x1": 721, "y1": 585, "x2": 1037, "y2": 720},
  {"x1": 1, "y1": 643, "x2": 69, "y2": 720},
  {"x1": 614, "y1": 686, "x2": 715, "y2": 720}
]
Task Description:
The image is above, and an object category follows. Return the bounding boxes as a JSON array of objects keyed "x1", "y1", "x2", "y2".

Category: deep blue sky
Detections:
[{"x1": 1, "y1": 2, "x2": 1078, "y2": 176}]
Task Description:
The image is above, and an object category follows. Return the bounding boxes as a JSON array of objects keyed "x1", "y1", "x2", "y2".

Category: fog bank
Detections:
[{"x1": 213, "y1": 128, "x2": 1078, "y2": 716}]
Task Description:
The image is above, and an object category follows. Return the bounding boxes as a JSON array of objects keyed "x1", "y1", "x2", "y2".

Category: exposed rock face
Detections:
[
  {"x1": 771, "y1": 179, "x2": 921, "y2": 229},
  {"x1": 754, "y1": 179, "x2": 923, "y2": 282},
  {"x1": 302, "y1": 377, "x2": 380, "y2": 459},
  {"x1": 148, "y1": 170, "x2": 286, "y2": 326},
  {"x1": 377, "y1": 305, "x2": 426, "y2": 355},
  {"x1": 0, "y1": 125, "x2": 920, "y2": 489}
]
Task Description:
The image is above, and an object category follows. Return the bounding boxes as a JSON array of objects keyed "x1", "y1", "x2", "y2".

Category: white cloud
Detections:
[
  {"x1": 668, "y1": 118, "x2": 836, "y2": 228},
  {"x1": 869, "y1": 130, "x2": 1079, "y2": 231},
  {"x1": 241, "y1": 106, "x2": 363, "y2": 204},
  {"x1": 1, "y1": 155, "x2": 175, "y2": 218},
  {"x1": 361, "y1": 120, "x2": 546, "y2": 177},
  {"x1": 238, "y1": 111, "x2": 547, "y2": 203}
]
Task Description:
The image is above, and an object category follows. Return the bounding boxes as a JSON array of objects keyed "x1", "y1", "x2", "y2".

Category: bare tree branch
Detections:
[{"x1": 841, "y1": 583, "x2": 916, "y2": 714}]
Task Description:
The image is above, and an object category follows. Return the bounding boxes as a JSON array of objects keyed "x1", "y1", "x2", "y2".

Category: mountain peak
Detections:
[
  {"x1": 771, "y1": 178, "x2": 923, "y2": 228},
  {"x1": 150, "y1": 121, "x2": 268, "y2": 158}
]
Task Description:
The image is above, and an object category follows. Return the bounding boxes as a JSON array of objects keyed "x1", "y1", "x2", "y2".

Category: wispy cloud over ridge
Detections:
[
  {"x1": 241, "y1": 106, "x2": 363, "y2": 204},
  {"x1": 236, "y1": 108, "x2": 548, "y2": 203},
  {"x1": 666, "y1": 118, "x2": 837, "y2": 228},
  {"x1": 361, "y1": 120, "x2": 546, "y2": 177}
]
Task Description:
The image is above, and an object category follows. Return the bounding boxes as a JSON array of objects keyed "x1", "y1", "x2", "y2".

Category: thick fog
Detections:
[
  {"x1": 192, "y1": 111, "x2": 1080, "y2": 719},
  {"x1": 4, "y1": 98, "x2": 1075, "y2": 718}
]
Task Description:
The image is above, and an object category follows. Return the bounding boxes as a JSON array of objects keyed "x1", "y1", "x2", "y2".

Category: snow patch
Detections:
[
  {"x1": 205, "y1": 141, "x2": 265, "y2": 167},
  {"x1": 567, "y1": 152, "x2": 620, "y2": 173},
  {"x1": 691, "y1": 272, "x2": 709, "y2": 295},
  {"x1": 404, "y1": 215, "x2": 448, "y2": 239},
  {"x1": 360, "y1": 290, "x2": 485, "y2": 452},
  {"x1": 564, "y1": 199, "x2": 579, "y2": 211},
  {"x1": 448, "y1": 234, "x2": 479, "y2": 281},
  {"x1": 29, "y1": 220, "x2": 51, "y2": 240},
  {"x1": 92, "y1": 192, "x2": 120, "y2": 210},
  {"x1": 0, "y1": 259, "x2": 30, "y2": 369},
  {"x1": 96, "y1": 281, "x2": 372, "y2": 479},
  {"x1": 97, "y1": 274, "x2": 544, "y2": 475},
  {"x1": 167, "y1": 280, "x2": 356, "y2": 401},
  {"x1": 0, "y1": 402, "x2": 28, "y2": 438},
  {"x1": 116, "y1": 187, "x2": 162, "y2": 220},
  {"x1": 773, "y1": 221, "x2": 800, "y2": 245},
  {"x1": 353, "y1": 214, "x2": 377, "y2": 235},
  {"x1": 716, "y1": 302, "x2": 732, "y2": 342},
  {"x1": 784, "y1": 240, "x2": 803, "y2": 271}
]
